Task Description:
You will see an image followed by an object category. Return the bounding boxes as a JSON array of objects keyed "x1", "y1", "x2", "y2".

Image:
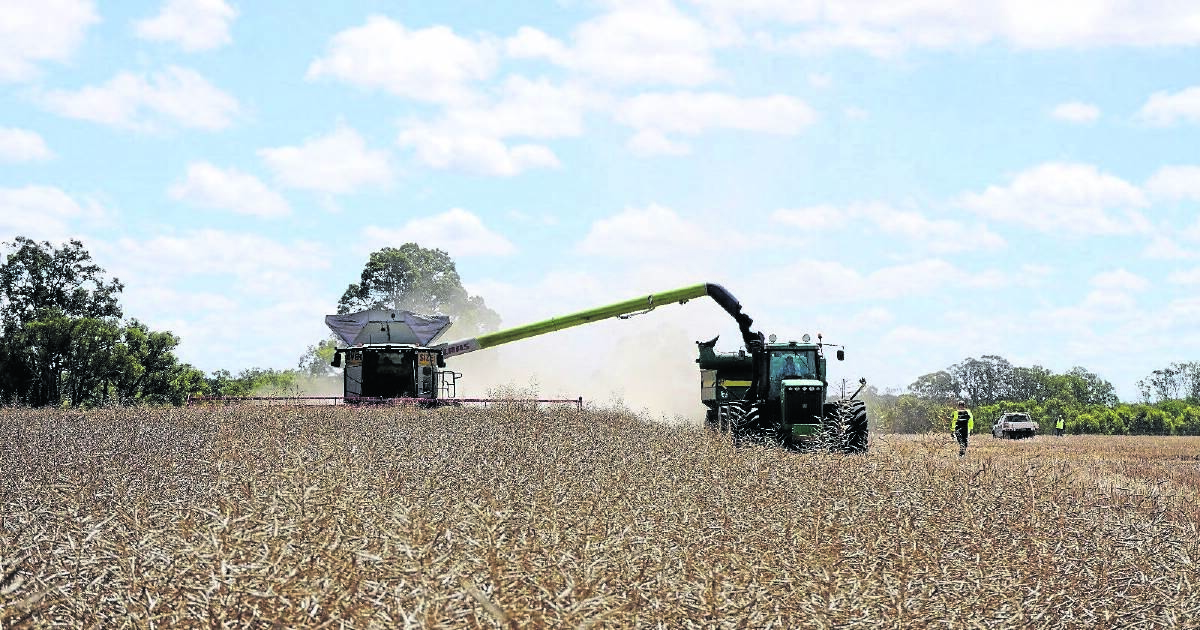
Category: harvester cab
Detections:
[{"x1": 325, "y1": 309, "x2": 459, "y2": 402}]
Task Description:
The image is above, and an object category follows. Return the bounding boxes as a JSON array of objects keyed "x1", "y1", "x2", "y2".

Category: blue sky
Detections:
[{"x1": 3, "y1": 0, "x2": 1200, "y2": 412}]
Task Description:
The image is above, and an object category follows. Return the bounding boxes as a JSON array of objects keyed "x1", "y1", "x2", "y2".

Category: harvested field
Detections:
[{"x1": 2, "y1": 406, "x2": 1198, "y2": 628}]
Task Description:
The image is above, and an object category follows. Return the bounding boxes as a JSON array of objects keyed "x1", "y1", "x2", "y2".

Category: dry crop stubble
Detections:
[{"x1": 1, "y1": 406, "x2": 1198, "y2": 628}]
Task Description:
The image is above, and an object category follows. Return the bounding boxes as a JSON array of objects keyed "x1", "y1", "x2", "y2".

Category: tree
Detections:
[
  {"x1": 1008, "y1": 365, "x2": 1054, "y2": 403},
  {"x1": 0, "y1": 237, "x2": 202, "y2": 406},
  {"x1": 337, "y1": 243, "x2": 500, "y2": 337},
  {"x1": 1137, "y1": 362, "x2": 1200, "y2": 403},
  {"x1": 1049, "y1": 367, "x2": 1117, "y2": 407},
  {"x1": 908, "y1": 370, "x2": 960, "y2": 402},
  {"x1": 299, "y1": 337, "x2": 339, "y2": 378},
  {"x1": 0, "y1": 236, "x2": 123, "y2": 330},
  {"x1": 948, "y1": 355, "x2": 1012, "y2": 406}
]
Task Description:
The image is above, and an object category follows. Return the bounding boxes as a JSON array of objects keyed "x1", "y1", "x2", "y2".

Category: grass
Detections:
[{"x1": 2, "y1": 405, "x2": 1198, "y2": 628}]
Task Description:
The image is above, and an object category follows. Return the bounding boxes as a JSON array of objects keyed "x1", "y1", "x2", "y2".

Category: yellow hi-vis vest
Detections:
[
  {"x1": 950, "y1": 408, "x2": 973, "y2": 431},
  {"x1": 1056, "y1": 417, "x2": 1065, "y2": 430}
]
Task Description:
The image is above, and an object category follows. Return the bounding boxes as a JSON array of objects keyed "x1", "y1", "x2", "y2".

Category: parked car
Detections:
[{"x1": 992, "y1": 412, "x2": 1039, "y2": 439}]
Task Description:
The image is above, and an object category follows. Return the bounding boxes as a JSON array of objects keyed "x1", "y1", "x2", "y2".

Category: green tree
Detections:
[
  {"x1": 948, "y1": 355, "x2": 1013, "y2": 406},
  {"x1": 0, "y1": 237, "x2": 203, "y2": 406},
  {"x1": 1137, "y1": 362, "x2": 1200, "y2": 403},
  {"x1": 908, "y1": 370, "x2": 960, "y2": 402},
  {"x1": 1009, "y1": 365, "x2": 1054, "y2": 403},
  {"x1": 0, "y1": 237, "x2": 123, "y2": 329},
  {"x1": 337, "y1": 243, "x2": 500, "y2": 337},
  {"x1": 298, "y1": 337, "x2": 339, "y2": 378}
]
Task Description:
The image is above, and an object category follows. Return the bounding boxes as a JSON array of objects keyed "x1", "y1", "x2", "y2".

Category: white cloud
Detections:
[
  {"x1": 1136, "y1": 86, "x2": 1200, "y2": 127},
  {"x1": 753, "y1": 257, "x2": 1008, "y2": 304},
  {"x1": 772, "y1": 202, "x2": 1004, "y2": 253},
  {"x1": 398, "y1": 126, "x2": 559, "y2": 176},
  {"x1": 395, "y1": 76, "x2": 592, "y2": 175},
  {"x1": 771, "y1": 204, "x2": 848, "y2": 231},
  {"x1": 698, "y1": 1, "x2": 1200, "y2": 55},
  {"x1": 1145, "y1": 165, "x2": 1200, "y2": 201},
  {"x1": 1091, "y1": 269, "x2": 1149, "y2": 292},
  {"x1": 1051, "y1": 101, "x2": 1100, "y2": 124},
  {"x1": 0, "y1": 185, "x2": 105, "y2": 242},
  {"x1": 1168, "y1": 268, "x2": 1200, "y2": 285},
  {"x1": 504, "y1": 26, "x2": 570, "y2": 62},
  {"x1": 106, "y1": 230, "x2": 329, "y2": 299},
  {"x1": 134, "y1": 0, "x2": 237, "y2": 51},
  {"x1": 169, "y1": 162, "x2": 291, "y2": 218},
  {"x1": 307, "y1": 16, "x2": 497, "y2": 104},
  {"x1": 618, "y1": 92, "x2": 816, "y2": 136},
  {"x1": 861, "y1": 204, "x2": 1006, "y2": 253},
  {"x1": 502, "y1": 5, "x2": 718, "y2": 86},
  {"x1": 0, "y1": 127, "x2": 54, "y2": 162},
  {"x1": 39, "y1": 65, "x2": 240, "y2": 131},
  {"x1": 578, "y1": 204, "x2": 723, "y2": 258},
  {"x1": 1142, "y1": 236, "x2": 1197, "y2": 261},
  {"x1": 0, "y1": 0, "x2": 97, "y2": 82},
  {"x1": 259, "y1": 124, "x2": 393, "y2": 193},
  {"x1": 843, "y1": 106, "x2": 869, "y2": 120},
  {"x1": 808, "y1": 72, "x2": 832, "y2": 88},
  {"x1": 433, "y1": 76, "x2": 593, "y2": 140},
  {"x1": 362, "y1": 208, "x2": 516, "y2": 257},
  {"x1": 627, "y1": 129, "x2": 691, "y2": 156},
  {"x1": 959, "y1": 162, "x2": 1150, "y2": 235},
  {"x1": 570, "y1": 3, "x2": 719, "y2": 85}
]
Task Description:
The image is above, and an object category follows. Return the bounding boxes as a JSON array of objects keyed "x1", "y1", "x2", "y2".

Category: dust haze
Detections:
[{"x1": 446, "y1": 318, "x2": 731, "y2": 423}]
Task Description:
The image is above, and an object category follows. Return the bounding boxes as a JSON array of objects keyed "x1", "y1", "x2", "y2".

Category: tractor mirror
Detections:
[
  {"x1": 836, "y1": 349, "x2": 845, "y2": 361},
  {"x1": 331, "y1": 352, "x2": 341, "y2": 368}
]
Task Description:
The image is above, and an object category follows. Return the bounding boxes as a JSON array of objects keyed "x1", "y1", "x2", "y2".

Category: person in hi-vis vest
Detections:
[
  {"x1": 1055, "y1": 417, "x2": 1065, "y2": 437},
  {"x1": 950, "y1": 401, "x2": 973, "y2": 457}
]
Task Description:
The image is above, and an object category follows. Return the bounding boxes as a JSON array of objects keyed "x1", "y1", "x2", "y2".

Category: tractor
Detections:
[{"x1": 699, "y1": 334, "x2": 868, "y2": 452}]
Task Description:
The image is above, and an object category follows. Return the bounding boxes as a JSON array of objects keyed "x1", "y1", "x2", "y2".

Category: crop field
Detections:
[{"x1": 2, "y1": 405, "x2": 1198, "y2": 628}]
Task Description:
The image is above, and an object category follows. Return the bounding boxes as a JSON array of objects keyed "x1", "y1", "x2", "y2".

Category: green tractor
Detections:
[{"x1": 698, "y1": 334, "x2": 868, "y2": 452}]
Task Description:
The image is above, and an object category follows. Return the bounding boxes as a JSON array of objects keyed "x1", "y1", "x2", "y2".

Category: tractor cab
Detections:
[{"x1": 763, "y1": 338, "x2": 829, "y2": 432}]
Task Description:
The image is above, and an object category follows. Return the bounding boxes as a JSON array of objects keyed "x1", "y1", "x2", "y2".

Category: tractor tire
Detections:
[
  {"x1": 825, "y1": 400, "x2": 868, "y2": 453},
  {"x1": 716, "y1": 402, "x2": 744, "y2": 436},
  {"x1": 717, "y1": 400, "x2": 763, "y2": 447},
  {"x1": 843, "y1": 400, "x2": 869, "y2": 453},
  {"x1": 704, "y1": 407, "x2": 719, "y2": 432}
]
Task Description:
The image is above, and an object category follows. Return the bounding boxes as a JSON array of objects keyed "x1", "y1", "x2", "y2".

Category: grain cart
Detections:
[{"x1": 436, "y1": 282, "x2": 869, "y2": 452}]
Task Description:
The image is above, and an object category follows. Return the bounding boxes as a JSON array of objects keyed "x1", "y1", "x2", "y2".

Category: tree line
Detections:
[{"x1": 867, "y1": 355, "x2": 1200, "y2": 436}]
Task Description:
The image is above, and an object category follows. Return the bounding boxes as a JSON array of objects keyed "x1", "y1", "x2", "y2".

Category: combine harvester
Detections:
[{"x1": 195, "y1": 283, "x2": 869, "y2": 452}]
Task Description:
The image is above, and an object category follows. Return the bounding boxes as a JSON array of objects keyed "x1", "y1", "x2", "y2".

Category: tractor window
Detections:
[{"x1": 769, "y1": 350, "x2": 817, "y2": 397}]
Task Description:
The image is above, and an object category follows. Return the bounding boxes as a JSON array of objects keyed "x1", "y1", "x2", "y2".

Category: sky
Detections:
[{"x1": 2, "y1": 0, "x2": 1200, "y2": 413}]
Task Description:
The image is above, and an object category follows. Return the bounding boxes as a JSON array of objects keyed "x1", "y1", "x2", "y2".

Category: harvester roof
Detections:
[{"x1": 325, "y1": 309, "x2": 452, "y2": 347}]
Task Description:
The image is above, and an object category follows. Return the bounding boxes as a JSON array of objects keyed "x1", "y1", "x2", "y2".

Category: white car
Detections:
[{"x1": 992, "y1": 412, "x2": 1039, "y2": 439}]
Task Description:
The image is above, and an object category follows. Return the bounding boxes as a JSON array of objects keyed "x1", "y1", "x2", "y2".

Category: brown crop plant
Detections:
[{"x1": 1, "y1": 405, "x2": 1198, "y2": 628}]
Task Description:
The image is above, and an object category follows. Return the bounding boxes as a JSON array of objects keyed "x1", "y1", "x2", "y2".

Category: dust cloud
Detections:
[{"x1": 445, "y1": 317, "x2": 731, "y2": 424}]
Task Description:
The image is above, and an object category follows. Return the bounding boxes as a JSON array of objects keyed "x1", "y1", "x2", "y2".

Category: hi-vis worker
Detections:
[
  {"x1": 950, "y1": 401, "x2": 973, "y2": 457},
  {"x1": 1055, "y1": 417, "x2": 1065, "y2": 437}
]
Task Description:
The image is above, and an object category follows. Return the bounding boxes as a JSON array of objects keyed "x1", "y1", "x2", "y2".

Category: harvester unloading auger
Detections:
[{"x1": 321, "y1": 282, "x2": 869, "y2": 453}]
